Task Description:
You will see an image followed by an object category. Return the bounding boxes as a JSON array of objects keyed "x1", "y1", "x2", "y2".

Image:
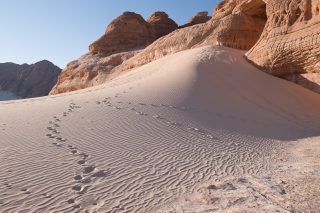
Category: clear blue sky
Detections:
[{"x1": 0, "y1": 0, "x2": 219, "y2": 68}]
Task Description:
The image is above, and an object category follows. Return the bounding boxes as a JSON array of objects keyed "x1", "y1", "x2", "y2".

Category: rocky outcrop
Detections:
[
  {"x1": 147, "y1": 12, "x2": 178, "y2": 39},
  {"x1": 0, "y1": 60, "x2": 61, "y2": 98},
  {"x1": 50, "y1": 50, "x2": 140, "y2": 94},
  {"x1": 111, "y1": 3, "x2": 267, "y2": 76},
  {"x1": 51, "y1": 11, "x2": 177, "y2": 95},
  {"x1": 89, "y1": 11, "x2": 177, "y2": 56},
  {"x1": 89, "y1": 12, "x2": 154, "y2": 56},
  {"x1": 180, "y1": 11, "x2": 212, "y2": 28},
  {"x1": 246, "y1": 0, "x2": 320, "y2": 92}
]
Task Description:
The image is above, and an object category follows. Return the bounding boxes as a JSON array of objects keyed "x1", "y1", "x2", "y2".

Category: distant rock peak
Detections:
[{"x1": 0, "y1": 60, "x2": 61, "y2": 99}]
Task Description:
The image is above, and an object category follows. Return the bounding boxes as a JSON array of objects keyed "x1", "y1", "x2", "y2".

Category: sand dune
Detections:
[{"x1": 0, "y1": 46, "x2": 319, "y2": 212}]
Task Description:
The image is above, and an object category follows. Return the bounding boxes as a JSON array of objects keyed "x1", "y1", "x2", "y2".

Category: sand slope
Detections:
[{"x1": 0, "y1": 46, "x2": 319, "y2": 212}]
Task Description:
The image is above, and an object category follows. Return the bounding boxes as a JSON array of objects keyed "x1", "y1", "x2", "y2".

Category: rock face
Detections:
[
  {"x1": 51, "y1": 11, "x2": 177, "y2": 95},
  {"x1": 147, "y1": 12, "x2": 178, "y2": 39},
  {"x1": 89, "y1": 12, "x2": 155, "y2": 56},
  {"x1": 180, "y1": 11, "x2": 212, "y2": 28},
  {"x1": 50, "y1": 50, "x2": 140, "y2": 94},
  {"x1": 0, "y1": 60, "x2": 61, "y2": 98},
  {"x1": 89, "y1": 11, "x2": 177, "y2": 56},
  {"x1": 246, "y1": 0, "x2": 320, "y2": 93}
]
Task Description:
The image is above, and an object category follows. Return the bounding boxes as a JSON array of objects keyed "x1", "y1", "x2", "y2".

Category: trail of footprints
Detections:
[
  {"x1": 45, "y1": 102, "x2": 107, "y2": 209},
  {"x1": 43, "y1": 86, "x2": 270, "y2": 211},
  {"x1": 44, "y1": 92, "x2": 222, "y2": 211},
  {"x1": 96, "y1": 93, "x2": 220, "y2": 142}
]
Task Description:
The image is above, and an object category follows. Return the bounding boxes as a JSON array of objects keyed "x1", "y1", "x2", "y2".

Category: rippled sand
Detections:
[{"x1": 0, "y1": 46, "x2": 319, "y2": 212}]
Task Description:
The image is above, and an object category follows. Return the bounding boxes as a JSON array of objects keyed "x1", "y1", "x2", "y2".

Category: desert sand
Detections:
[{"x1": 0, "y1": 46, "x2": 319, "y2": 212}]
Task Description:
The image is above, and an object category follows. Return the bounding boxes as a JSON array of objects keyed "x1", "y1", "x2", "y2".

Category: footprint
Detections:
[
  {"x1": 167, "y1": 121, "x2": 182, "y2": 126},
  {"x1": 56, "y1": 137, "x2": 66, "y2": 142},
  {"x1": 42, "y1": 193, "x2": 52, "y2": 198},
  {"x1": 79, "y1": 153, "x2": 89, "y2": 159},
  {"x1": 52, "y1": 142, "x2": 62, "y2": 147},
  {"x1": 223, "y1": 183, "x2": 237, "y2": 191},
  {"x1": 80, "y1": 177, "x2": 92, "y2": 184},
  {"x1": 67, "y1": 198, "x2": 75, "y2": 204},
  {"x1": 77, "y1": 160, "x2": 86, "y2": 165},
  {"x1": 71, "y1": 150, "x2": 78, "y2": 154},
  {"x1": 72, "y1": 185, "x2": 82, "y2": 192},
  {"x1": 73, "y1": 204, "x2": 81, "y2": 209},
  {"x1": 52, "y1": 130, "x2": 59, "y2": 134},
  {"x1": 92, "y1": 170, "x2": 109, "y2": 178},
  {"x1": 207, "y1": 134, "x2": 219, "y2": 140},
  {"x1": 136, "y1": 112, "x2": 147, "y2": 116},
  {"x1": 74, "y1": 175, "x2": 83, "y2": 181},
  {"x1": 21, "y1": 188, "x2": 31, "y2": 194},
  {"x1": 153, "y1": 115, "x2": 163, "y2": 119},
  {"x1": 83, "y1": 165, "x2": 95, "y2": 174},
  {"x1": 207, "y1": 185, "x2": 220, "y2": 190}
]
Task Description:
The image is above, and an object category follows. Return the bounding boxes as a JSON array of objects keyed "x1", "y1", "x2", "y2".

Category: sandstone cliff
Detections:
[
  {"x1": 51, "y1": 0, "x2": 320, "y2": 94},
  {"x1": 246, "y1": 0, "x2": 320, "y2": 93},
  {"x1": 0, "y1": 60, "x2": 61, "y2": 98}
]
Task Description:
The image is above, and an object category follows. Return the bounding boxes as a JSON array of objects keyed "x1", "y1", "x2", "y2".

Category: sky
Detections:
[{"x1": 0, "y1": 0, "x2": 219, "y2": 68}]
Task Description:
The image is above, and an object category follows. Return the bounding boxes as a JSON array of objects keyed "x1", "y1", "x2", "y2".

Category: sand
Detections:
[{"x1": 0, "y1": 46, "x2": 319, "y2": 212}]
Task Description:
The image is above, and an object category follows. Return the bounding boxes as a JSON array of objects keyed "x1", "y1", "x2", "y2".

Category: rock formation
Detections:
[
  {"x1": 88, "y1": 11, "x2": 177, "y2": 56},
  {"x1": 50, "y1": 50, "x2": 140, "y2": 94},
  {"x1": 180, "y1": 11, "x2": 212, "y2": 28},
  {"x1": 111, "y1": 3, "x2": 267, "y2": 77},
  {"x1": 0, "y1": 60, "x2": 61, "y2": 98},
  {"x1": 50, "y1": 11, "x2": 177, "y2": 95},
  {"x1": 245, "y1": 0, "x2": 320, "y2": 93},
  {"x1": 89, "y1": 12, "x2": 154, "y2": 56},
  {"x1": 51, "y1": 0, "x2": 320, "y2": 94},
  {"x1": 147, "y1": 12, "x2": 178, "y2": 39}
]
